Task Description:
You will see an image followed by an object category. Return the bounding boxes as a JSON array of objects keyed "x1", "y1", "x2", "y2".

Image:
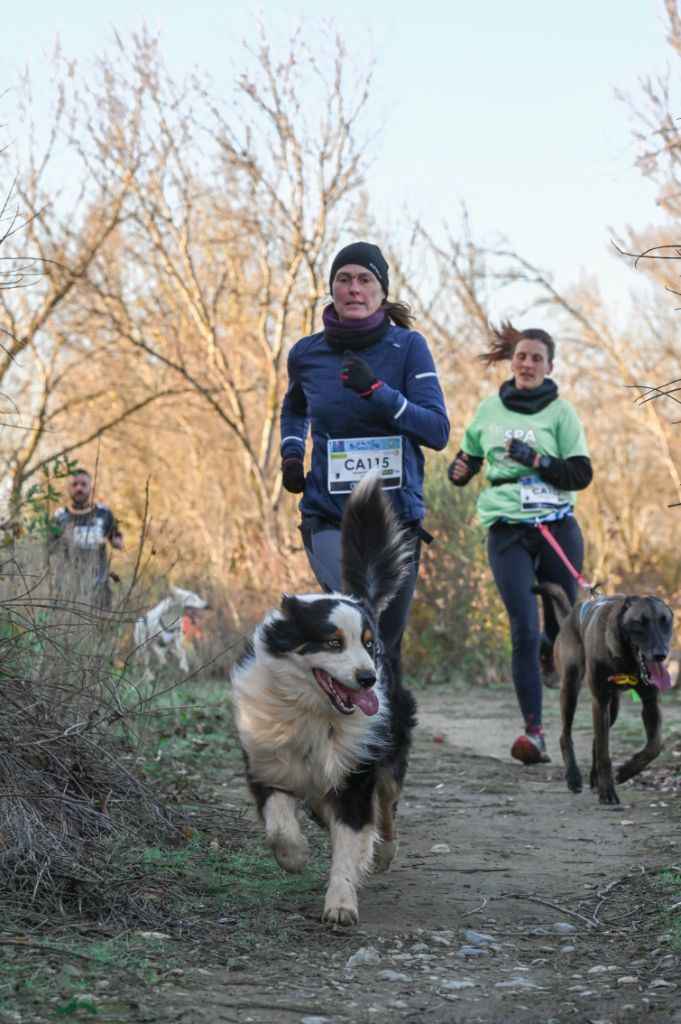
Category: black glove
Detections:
[
  {"x1": 507, "y1": 438, "x2": 537, "y2": 468},
  {"x1": 447, "y1": 454, "x2": 468, "y2": 484},
  {"x1": 281, "y1": 457, "x2": 305, "y2": 494},
  {"x1": 340, "y1": 350, "x2": 382, "y2": 396}
]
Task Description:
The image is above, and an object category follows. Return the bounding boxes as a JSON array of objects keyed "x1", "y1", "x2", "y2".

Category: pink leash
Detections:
[{"x1": 535, "y1": 520, "x2": 599, "y2": 595}]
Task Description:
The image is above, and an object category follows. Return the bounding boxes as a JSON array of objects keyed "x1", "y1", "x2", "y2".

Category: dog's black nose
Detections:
[{"x1": 355, "y1": 669, "x2": 376, "y2": 689}]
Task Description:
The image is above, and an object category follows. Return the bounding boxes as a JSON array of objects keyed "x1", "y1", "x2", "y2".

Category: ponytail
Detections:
[
  {"x1": 382, "y1": 300, "x2": 415, "y2": 329},
  {"x1": 478, "y1": 320, "x2": 555, "y2": 366}
]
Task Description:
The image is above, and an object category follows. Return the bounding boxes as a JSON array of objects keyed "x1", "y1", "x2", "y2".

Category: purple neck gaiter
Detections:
[
  {"x1": 323, "y1": 304, "x2": 386, "y2": 333},
  {"x1": 322, "y1": 304, "x2": 390, "y2": 352}
]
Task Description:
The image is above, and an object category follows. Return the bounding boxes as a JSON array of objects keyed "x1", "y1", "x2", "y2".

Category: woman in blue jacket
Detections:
[{"x1": 280, "y1": 241, "x2": 450, "y2": 674}]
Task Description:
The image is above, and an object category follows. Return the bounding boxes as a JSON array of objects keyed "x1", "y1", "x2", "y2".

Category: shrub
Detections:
[
  {"x1": 0, "y1": 529, "x2": 245, "y2": 925},
  {"x1": 403, "y1": 470, "x2": 510, "y2": 686}
]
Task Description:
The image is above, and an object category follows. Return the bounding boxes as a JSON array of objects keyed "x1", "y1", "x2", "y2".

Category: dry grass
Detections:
[{"x1": 0, "y1": 537, "x2": 247, "y2": 928}]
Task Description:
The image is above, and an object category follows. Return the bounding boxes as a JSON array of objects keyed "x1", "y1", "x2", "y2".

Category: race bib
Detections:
[
  {"x1": 519, "y1": 475, "x2": 571, "y2": 513},
  {"x1": 327, "y1": 436, "x2": 403, "y2": 494},
  {"x1": 72, "y1": 523, "x2": 105, "y2": 549}
]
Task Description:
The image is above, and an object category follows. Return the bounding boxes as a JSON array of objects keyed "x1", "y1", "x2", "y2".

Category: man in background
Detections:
[{"x1": 51, "y1": 468, "x2": 123, "y2": 611}]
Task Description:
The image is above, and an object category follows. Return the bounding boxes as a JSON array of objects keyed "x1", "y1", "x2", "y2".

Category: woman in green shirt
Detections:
[{"x1": 449, "y1": 322, "x2": 592, "y2": 765}]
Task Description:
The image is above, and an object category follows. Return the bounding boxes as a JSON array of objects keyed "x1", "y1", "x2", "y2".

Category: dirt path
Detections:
[{"x1": 158, "y1": 686, "x2": 681, "y2": 1024}]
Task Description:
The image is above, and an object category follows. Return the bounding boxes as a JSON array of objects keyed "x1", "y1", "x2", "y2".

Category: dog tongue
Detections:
[
  {"x1": 645, "y1": 658, "x2": 672, "y2": 692},
  {"x1": 351, "y1": 688, "x2": 379, "y2": 716}
]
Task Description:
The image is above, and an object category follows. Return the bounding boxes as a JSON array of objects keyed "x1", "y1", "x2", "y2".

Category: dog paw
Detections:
[
  {"x1": 270, "y1": 835, "x2": 309, "y2": 874},
  {"x1": 372, "y1": 839, "x2": 397, "y2": 873},
  {"x1": 566, "y1": 770, "x2": 582, "y2": 793},
  {"x1": 598, "y1": 788, "x2": 620, "y2": 806},
  {"x1": 322, "y1": 901, "x2": 359, "y2": 927},
  {"x1": 615, "y1": 763, "x2": 642, "y2": 785}
]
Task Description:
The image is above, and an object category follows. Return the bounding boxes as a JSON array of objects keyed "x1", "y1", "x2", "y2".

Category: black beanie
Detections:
[{"x1": 329, "y1": 241, "x2": 390, "y2": 296}]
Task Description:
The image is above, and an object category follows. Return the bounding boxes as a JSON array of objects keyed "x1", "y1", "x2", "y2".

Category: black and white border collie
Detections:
[{"x1": 231, "y1": 471, "x2": 417, "y2": 926}]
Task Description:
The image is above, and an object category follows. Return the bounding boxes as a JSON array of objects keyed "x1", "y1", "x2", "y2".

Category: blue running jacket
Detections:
[{"x1": 280, "y1": 323, "x2": 450, "y2": 523}]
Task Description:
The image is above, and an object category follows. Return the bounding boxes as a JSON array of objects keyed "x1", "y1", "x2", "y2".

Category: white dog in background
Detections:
[{"x1": 134, "y1": 585, "x2": 209, "y2": 679}]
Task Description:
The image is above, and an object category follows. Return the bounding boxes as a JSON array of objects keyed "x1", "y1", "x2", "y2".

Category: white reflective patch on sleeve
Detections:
[
  {"x1": 281, "y1": 435, "x2": 304, "y2": 447},
  {"x1": 393, "y1": 398, "x2": 408, "y2": 420},
  {"x1": 414, "y1": 371, "x2": 438, "y2": 379}
]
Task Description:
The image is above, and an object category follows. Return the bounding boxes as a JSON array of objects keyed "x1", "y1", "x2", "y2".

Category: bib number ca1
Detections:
[
  {"x1": 519, "y1": 475, "x2": 571, "y2": 513},
  {"x1": 327, "y1": 436, "x2": 403, "y2": 493}
]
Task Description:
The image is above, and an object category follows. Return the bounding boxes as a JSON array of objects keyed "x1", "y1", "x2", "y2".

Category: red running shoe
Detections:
[{"x1": 511, "y1": 729, "x2": 551, "y2": 764}]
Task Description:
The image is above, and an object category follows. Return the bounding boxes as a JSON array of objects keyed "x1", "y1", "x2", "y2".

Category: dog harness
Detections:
[{"x1": 578, "y1": 598, "x2": 607, "y2": 626}]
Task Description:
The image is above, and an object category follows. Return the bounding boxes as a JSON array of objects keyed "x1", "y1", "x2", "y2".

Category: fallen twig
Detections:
[
  {"x1": 463, "y1": 895, "x2": 488, "y2": 916},
  {"x1": 497, "y1": 892, "x2": 597, "y2": 929}
]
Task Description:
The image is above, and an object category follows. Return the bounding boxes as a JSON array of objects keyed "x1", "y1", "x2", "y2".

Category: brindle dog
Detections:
[{"x1": 533, "y1": 584, "x2": 674, "y2": 805}]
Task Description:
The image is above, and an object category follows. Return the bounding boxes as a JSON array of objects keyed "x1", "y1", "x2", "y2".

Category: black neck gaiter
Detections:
[{"x1": 499, "y1": 377, "x2": 559, "y2": 414}]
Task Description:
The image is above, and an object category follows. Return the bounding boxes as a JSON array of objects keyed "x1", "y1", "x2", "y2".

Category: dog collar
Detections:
[{"x1": 608, "y1": 674, "x2": 639, "y2": 687}]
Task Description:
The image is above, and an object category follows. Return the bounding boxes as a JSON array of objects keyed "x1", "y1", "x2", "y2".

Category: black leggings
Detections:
[
  {"x1": 487, "y1": 516, "x2": 584, "y2": 730},
  {"x1": 301, "y1": 517, "x2": 421, "y2": 670}
]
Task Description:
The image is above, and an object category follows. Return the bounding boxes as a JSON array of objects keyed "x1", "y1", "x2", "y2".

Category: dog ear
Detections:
[
  {"x1": 280, "y1": 593, "x2": 302, "y2": 618},
  {"x1": 604, "y1": 595, "x2": 635, "y2": 660},
  {"x1": 262, "y1": 595, "x2": 306, "y2": 654},
  {"x1": 619, "y1": 596, "x2": 644, "y2": 630}
]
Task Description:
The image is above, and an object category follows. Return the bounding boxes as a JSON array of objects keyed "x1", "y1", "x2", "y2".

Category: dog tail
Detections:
[
  {"x1": 340, "y1": 470, "x2": 411, "y2": 613},
  {"x1": 532, "y1": 582, "x2": 573, "y2": 624}
]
